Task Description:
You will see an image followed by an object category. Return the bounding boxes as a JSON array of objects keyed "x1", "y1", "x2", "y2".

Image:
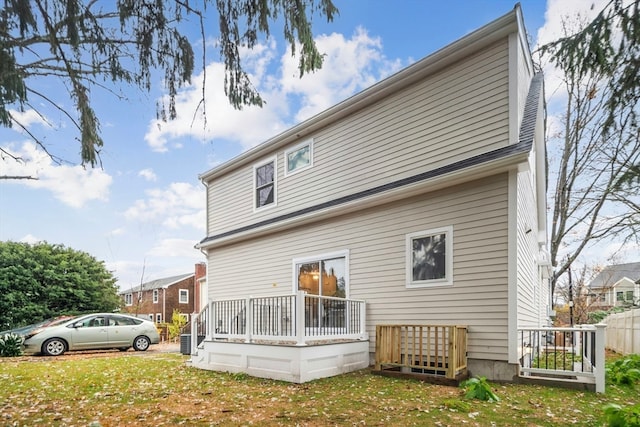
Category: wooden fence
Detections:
[
  {"x1": 605, "y1": 308, "x2": 640, "y2": 355},
  {"x1": 374, "y1": 325, "x2": 467, "y2": 382}
]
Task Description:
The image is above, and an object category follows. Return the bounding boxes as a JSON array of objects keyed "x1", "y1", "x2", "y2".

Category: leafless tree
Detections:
[{"x1": 545, "y1": 18, "x2": 640, "y2": 301}]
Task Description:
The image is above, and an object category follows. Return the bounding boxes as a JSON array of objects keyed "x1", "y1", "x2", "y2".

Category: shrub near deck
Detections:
[{"x1": 0, "y1": 352, "x2": 637, "y2": 426}]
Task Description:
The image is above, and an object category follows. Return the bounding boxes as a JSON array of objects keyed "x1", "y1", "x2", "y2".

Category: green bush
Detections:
[
  {"x1": 0, "y1": 333, "x2": 23, "y2": 357},
  {"x1": 460, "y1": 376, "x2": 500, "y2": 402},
  {"x1": 167, "y1": 309, "x2": 188, "y2": 341},
  {"x1": 604, "y1": 403, "x2": 640, "y2": 427},
  {"x1": 606, "y1": 354, "x2": 640, "y2": 386}
]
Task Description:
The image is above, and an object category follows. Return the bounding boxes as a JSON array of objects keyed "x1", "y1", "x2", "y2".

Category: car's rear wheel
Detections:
[
  {"x1": 42, "y1": 338, "x2": 66, "y2": 356},
  {"x1": 133, "y1": 336, "x2": 150, "y2": 351}
]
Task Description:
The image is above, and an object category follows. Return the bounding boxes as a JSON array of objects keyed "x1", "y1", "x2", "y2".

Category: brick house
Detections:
[{"x1": 120, "y1": 263, "x2": 206, "y2": 323}]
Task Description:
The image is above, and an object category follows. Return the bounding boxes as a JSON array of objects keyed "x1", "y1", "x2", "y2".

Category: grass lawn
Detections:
[{"x1": 0, "y1": 351, "x2": 637, "y2": 426}]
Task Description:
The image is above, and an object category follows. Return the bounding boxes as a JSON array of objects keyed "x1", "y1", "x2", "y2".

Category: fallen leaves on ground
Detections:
[{"x1": 0, "y1": 349, "x2": 630, "y2": 426}]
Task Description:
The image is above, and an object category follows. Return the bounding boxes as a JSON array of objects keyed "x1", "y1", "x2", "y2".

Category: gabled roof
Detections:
[
  {"x1": 120, "y1": 273, "x2": 194, "y2": 294},
  {"x1": 589, "y1": 262, "x2": 640, "y2": 289},
  {"x1": 196, "y1": 5, "x2": 544, "y2": 249},
  {"x1": 199, "y1": 4, "x2": 529, "y2": 183}
]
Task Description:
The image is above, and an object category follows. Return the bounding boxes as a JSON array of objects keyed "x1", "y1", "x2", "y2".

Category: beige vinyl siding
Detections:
[
  {"x1": 206, "y1": 39, "x2": 510, "y2": 235},
  {"x1": 515, "y1": 168, "x2": 541, "y2": 327},
  {"x1": 207, "y1": 174, "x2": 510, "y2": 361}
]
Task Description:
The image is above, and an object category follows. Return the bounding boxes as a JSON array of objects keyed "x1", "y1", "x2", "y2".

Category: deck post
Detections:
[
  {"x1": 208, "y1": 300, "x2": 214, "y2": 339},
  {"x1": 447, "y1": 326, "x2": 455, "y2": 379},
  {"x1": 595, "y1": 323, "x2": 606, "y2": 393},
  {"x1": 296, "y1": 291, "x2": 306, "y2": 345},
  {"x1": 190, "y1": 311, "x2": 198, "y2": 355},
  {"x1": 374, "y1": 325, "x2": 382, "y2": 370},
  {"x1": 245, "y1": 296, "x2": 252, "y2": 343}
]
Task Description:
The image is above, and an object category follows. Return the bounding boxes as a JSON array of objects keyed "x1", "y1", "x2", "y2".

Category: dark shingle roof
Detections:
[{"x1": 589, "y1": 262, "x2": 640, "y2": 289}]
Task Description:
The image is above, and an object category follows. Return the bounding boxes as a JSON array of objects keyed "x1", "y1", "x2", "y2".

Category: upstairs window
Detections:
[
  {"x1": 406, "y1": 226, "x2": 453, "y2": 288},
  {"x1": 254, "y1": 157, "x2": 276, "y2": 209},
  {"x1": 285, "y1": 140, "x2": 313, "y2": 176},
  {"x1": 152, "y1": 289, "x2": 158, "y2": 303},
  {"x1": 179, "y1": 289, "x2": 189, "y2": 304},
  {"x1": 124, "y1": 294, "x2": 133, "y2": 306}
]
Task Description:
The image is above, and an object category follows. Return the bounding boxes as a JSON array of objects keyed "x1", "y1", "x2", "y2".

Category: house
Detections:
[
  {"x1": 120, "y1": 263, "x2": 206, "y2": 323},
  {"x1": 193, "y1": 4, "x2": 550, "y2": 383},
  {"x1": 587, "y1": 262, "x2": 640, "y2": 308}
]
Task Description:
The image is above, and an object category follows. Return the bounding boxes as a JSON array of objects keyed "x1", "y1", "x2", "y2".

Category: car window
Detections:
[
  {"x1": 76, "y1": 316, "x2": 107, "y2": 328},
  {"x1": 110, "y1": 315, "x2": 137, "y2": 326}
]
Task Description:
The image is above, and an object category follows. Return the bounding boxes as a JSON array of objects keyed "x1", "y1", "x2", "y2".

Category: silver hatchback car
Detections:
[{"x1": 22, "y1": 313, "x2": 160, "y2": 356}]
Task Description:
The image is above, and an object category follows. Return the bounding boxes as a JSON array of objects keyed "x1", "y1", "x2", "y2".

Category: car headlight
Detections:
[{"x1": 24, "y1": 328, "x2": 44, "y2": 340}]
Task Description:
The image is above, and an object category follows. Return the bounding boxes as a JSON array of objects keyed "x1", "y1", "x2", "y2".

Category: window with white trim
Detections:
[
  {"x1": 254, "y1": 157, "x2": 276, "y2": 209},
  {"x1": 152, "y1": 289, "x2": 158, "y2": 303},
  {"x1": 285, "y1": 139, "x2": 313, "y2": 176},
  {"x1": 406, "y1": 226, "x2": 453, "y2": 288},
  {"x1": 124, "y1": 293, "x2": 133, "y2": 306},
  {"x1": 179, "y1": 289, "x2": 189, "y2": 304},
  {"x1": 155, "y1": 313, "x2": 162, "y2": 323},
  {"x1": 293, "y1": 251, "x2": 349, "y2": 298}
]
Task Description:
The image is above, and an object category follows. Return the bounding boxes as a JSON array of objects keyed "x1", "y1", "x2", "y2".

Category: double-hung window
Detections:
[
  {"x1": 179, "y1": 289, "x2": 189, "y2": 304},
  {"x1": 254, "y1": 157, "x2": 276, "y2": 209},
  {"x1": 406, "y1": 226, "x2": 453, "y2": 288},
  {"x1": 124, "y1": 294, "x2": 133, "y2": 306},
  {"x1": 152, "y1": 289, "x2": 158, "y2": 303}
]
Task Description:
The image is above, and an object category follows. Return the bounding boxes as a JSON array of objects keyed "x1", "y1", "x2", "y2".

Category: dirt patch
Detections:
[{"x1": 1, "y1": 341, "x2": 180, "y2": 362}]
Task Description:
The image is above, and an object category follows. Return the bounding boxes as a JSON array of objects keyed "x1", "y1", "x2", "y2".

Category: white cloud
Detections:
[
  {"x1": 108, "y1": 227, "x2": 125, "y2": 236},
  {"x1": 138, "y1": 168, "x2": 157, "y2": 182},
  {"x1": 1, "y1": 142, "x2": 112, "y2": 208},
  {"x1": 144, "y1": 29, "x2": 401, "y2": 151},
  {"x1": 280, "y1": 28, "x2": 403, "y2": 122},
  {"x1": 19, "y1": 234, "x2": 42, "y2": 244},
  {"x1": 124, "y1": 182, "x2": 205, "y2": 231},
  {"x1": 9, "y1": 109, "x2": 51, "y2": 128},
  {"x1": 148, "y1": 238, "x2": 202, "y2": 258}
]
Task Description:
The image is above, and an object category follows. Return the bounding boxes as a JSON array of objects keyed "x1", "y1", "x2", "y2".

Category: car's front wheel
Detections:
[
  {"x1": 42, "y1": 338, "x2": 66, "y2": 356},
  {"x1": 133, "y1": 336, "x2": 150, "y2": 351}
]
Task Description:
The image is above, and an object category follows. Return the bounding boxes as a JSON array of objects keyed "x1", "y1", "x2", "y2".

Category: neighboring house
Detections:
[
  {"x1": 194, "y1": 5, "x2": 550, "y2": 383},
  {"x1": 120, "y1": 263, "x2": 206, "y2": 323},
  {"x1": 587, "y1": 262, "x2": 640, "y2": 308}
]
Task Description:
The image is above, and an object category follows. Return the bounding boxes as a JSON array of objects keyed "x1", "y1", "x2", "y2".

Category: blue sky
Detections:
[{"x1": 0, "y1": 0, "x2": 611, "y2": 290}]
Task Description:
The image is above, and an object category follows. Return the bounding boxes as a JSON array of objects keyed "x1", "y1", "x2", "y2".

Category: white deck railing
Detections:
[
  {"x1": 191, "y1": 291, "x2": 367, "y2": 354},
  {"x1": 517, "y1": 325, "x2": 606, "y2": 393}
]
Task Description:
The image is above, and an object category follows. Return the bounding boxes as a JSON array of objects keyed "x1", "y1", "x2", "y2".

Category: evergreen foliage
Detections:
[
  {"x1": 541, "y1": 0, "x2": 640, "y2": 188},
  {"x1": 541, "y1": 0, "x2": 639, "y2": 133},
  {"x1": 0, "y1": 241, "x2": 121, "y2": 330},
  {"x1": 0, "y1": 0, "x2": 336, "y2": 167}
]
